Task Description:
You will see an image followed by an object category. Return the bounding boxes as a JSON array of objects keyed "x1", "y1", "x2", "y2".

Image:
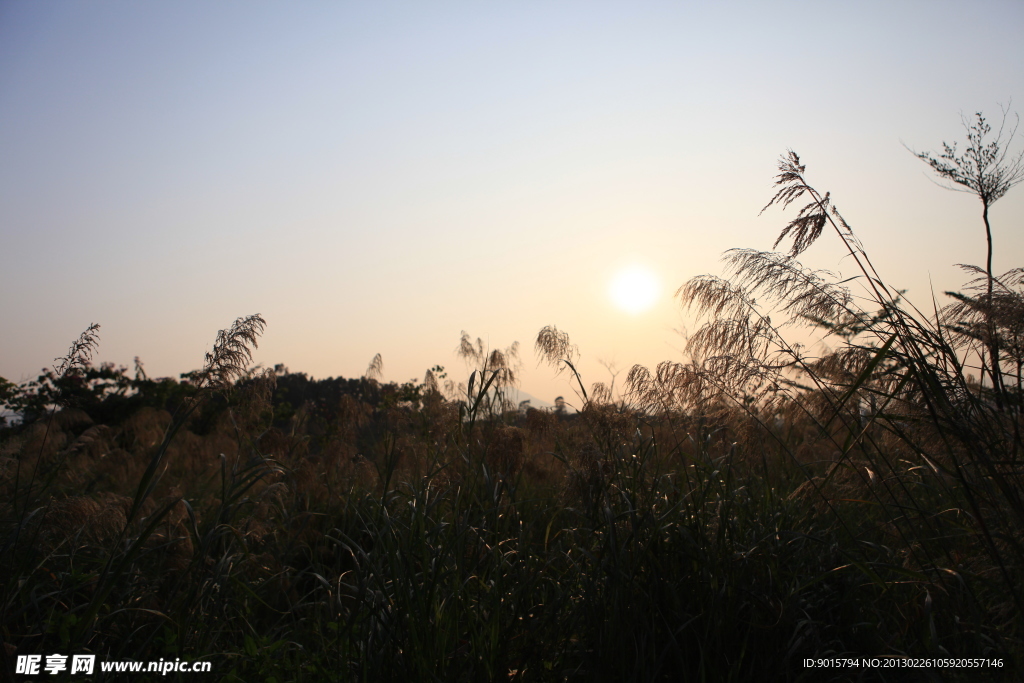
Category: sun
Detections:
[{"x1": 608, "y1": 266, "x2": 659, "y2": 314}]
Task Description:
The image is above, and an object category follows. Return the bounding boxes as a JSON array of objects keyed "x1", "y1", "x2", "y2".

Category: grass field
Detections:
[{"x1": 2, "y1": 153, "x2": 1022, "y2": 681}]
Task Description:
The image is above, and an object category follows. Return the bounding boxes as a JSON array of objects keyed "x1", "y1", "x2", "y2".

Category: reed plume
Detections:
[
  {"x1": 536, "y1": 325, "x2": 588, "y2": 405},
  {"x1": 457, "y1": 332, "x2": 520, "y2": 416},
  {"x1": 53, "y1": 323, "x2": 101, "y2": 395},
  {"x1": 196, "y1": 314, "x2": 266, "y2": 390},
  {"x1": 364, "y1": 353, "x2": 384, "y2": 382}
]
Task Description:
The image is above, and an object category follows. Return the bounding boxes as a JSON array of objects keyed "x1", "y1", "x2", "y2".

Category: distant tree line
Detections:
[{"x1": 0, "y1": 362, "x2": 437, "y2": 433}]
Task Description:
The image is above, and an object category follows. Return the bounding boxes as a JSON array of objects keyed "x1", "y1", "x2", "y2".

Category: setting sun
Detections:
[{"x1": 608, "y1": 266, "x2": 659, "y2": 314}]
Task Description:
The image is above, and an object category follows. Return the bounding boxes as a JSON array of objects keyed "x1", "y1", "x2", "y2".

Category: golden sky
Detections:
[{"x1": 2, "y1": 1, "x2": 1023, "y2": 405}]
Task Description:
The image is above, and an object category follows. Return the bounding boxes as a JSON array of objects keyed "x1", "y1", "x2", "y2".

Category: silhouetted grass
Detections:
[{"x1": 2, "y1": 156, "x2": 1022, "y2": 682}]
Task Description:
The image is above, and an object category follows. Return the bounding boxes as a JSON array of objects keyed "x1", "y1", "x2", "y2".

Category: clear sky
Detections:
[{"x1": 2, "y1": 0, "x2": 1023, "y2": 406}]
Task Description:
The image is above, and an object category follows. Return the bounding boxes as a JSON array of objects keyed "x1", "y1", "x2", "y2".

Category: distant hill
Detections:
[{"x1": 505, "y1": 388, "x2": 555, "y2": 411}]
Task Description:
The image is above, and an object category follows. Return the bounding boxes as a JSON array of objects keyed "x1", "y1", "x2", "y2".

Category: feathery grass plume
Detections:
[
  {"x1": 535, "y1": 325, "x2": 589, "y2": 405},
  {"x1": 945, "y1": 267, "x2": 1024, "y2": 347},
  {"x1": 761, "y1": 152, "x2": 895, "y2": 313},
  {"x1": 677, "y1": 249, "x2": 897, "y2": 417},
  {"x1": 423, "y1": 367, "x2": 440, "y2": 394},
  {"x1": 364, "y1": 353, "x2": 384, "y2": 382},
  {"x1": 5, "y1": 323, "x2": 105, "y2": 551},
  {"x1": 53, "y1": 323, "x2": 101, "y2": 383},
  {"x1": 760, "y1": 151, "x2": 833, "y2": 257},
  {"x1": 588, "y1": 381, "x2": 611, "y2": 407},
  {"x1": 678, "y1": 149, "x2": 1024, "y2": 628},
  {"x1": 676, "y1": 266, "x2": 813, "y2": 414},
  {"x1": 944, "y1": 266, "x2": 1024, "y2": 404},
  {"x1": 623, "y1": 364, "x2": 655, "y2": 411},
  {"x1": 624, "y1": 360, "x2": 709, "y2": 416},
  {"x1": 685, "y1": 313, "x2": 772, "y2": 365},
  {"x1": 720, "y1": 249, "x2": 855, "y2": 324},
  {"x1": 535, "y1": 325, "x2": 577, "y2": 368},
  {"x1": 676, "y1": 274, "x2": 757, "y2": 323},
  {"x1": 196, "y1": 314, "x2": 266, "y2": 391},
  {"x1": 458, "y1": 333, "x2": 520, "y2": 385},
  {"x1": 457, "y1": 332, "x2": 521, "y2": 417}
]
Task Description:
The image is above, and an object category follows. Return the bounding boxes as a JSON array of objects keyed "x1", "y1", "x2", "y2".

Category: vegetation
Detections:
[
  {"x1": 907, "y1": 106, "x2": 1024, "y2": 402},
  {"x1": 2, "y1": 144, "x2": 1022, "y2": 681}
]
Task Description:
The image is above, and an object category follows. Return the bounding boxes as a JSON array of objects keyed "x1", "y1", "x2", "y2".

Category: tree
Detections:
[{"x1": 909, "y1": 106, "x2": 1024, "y2": 400}]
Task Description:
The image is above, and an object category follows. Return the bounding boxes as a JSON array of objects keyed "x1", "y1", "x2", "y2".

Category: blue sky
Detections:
[{"x1": 2, "y1": 1, "x2": 1023, "y2": 403}]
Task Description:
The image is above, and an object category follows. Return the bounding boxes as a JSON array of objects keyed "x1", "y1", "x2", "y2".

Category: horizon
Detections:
[{"x1": 3, "y1": 1, "x2": 1023, "y2": 406}]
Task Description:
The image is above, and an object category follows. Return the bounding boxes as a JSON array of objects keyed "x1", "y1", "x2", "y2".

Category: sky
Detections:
[{"x1": 2, "y1": 0, "x2": 1023, "y2": 407}]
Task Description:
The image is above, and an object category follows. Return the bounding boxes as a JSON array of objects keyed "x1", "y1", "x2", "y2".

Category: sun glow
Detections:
[{"x1": 608, "y1": 266, "x2": 659, "y2": 314}]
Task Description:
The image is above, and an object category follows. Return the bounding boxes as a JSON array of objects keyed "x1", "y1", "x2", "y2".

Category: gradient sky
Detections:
[{"x1": 2, "y1": 1, "x2": 1023, "y2": 406}]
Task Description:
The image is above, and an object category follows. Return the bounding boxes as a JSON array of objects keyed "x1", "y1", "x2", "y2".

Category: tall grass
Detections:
[
  {"x1": 1, "y1": 156, "x2": 1021, "y2": 681},
  {"x1": 630, "y1": 150, "x2": 1024, "y2": 670}
]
